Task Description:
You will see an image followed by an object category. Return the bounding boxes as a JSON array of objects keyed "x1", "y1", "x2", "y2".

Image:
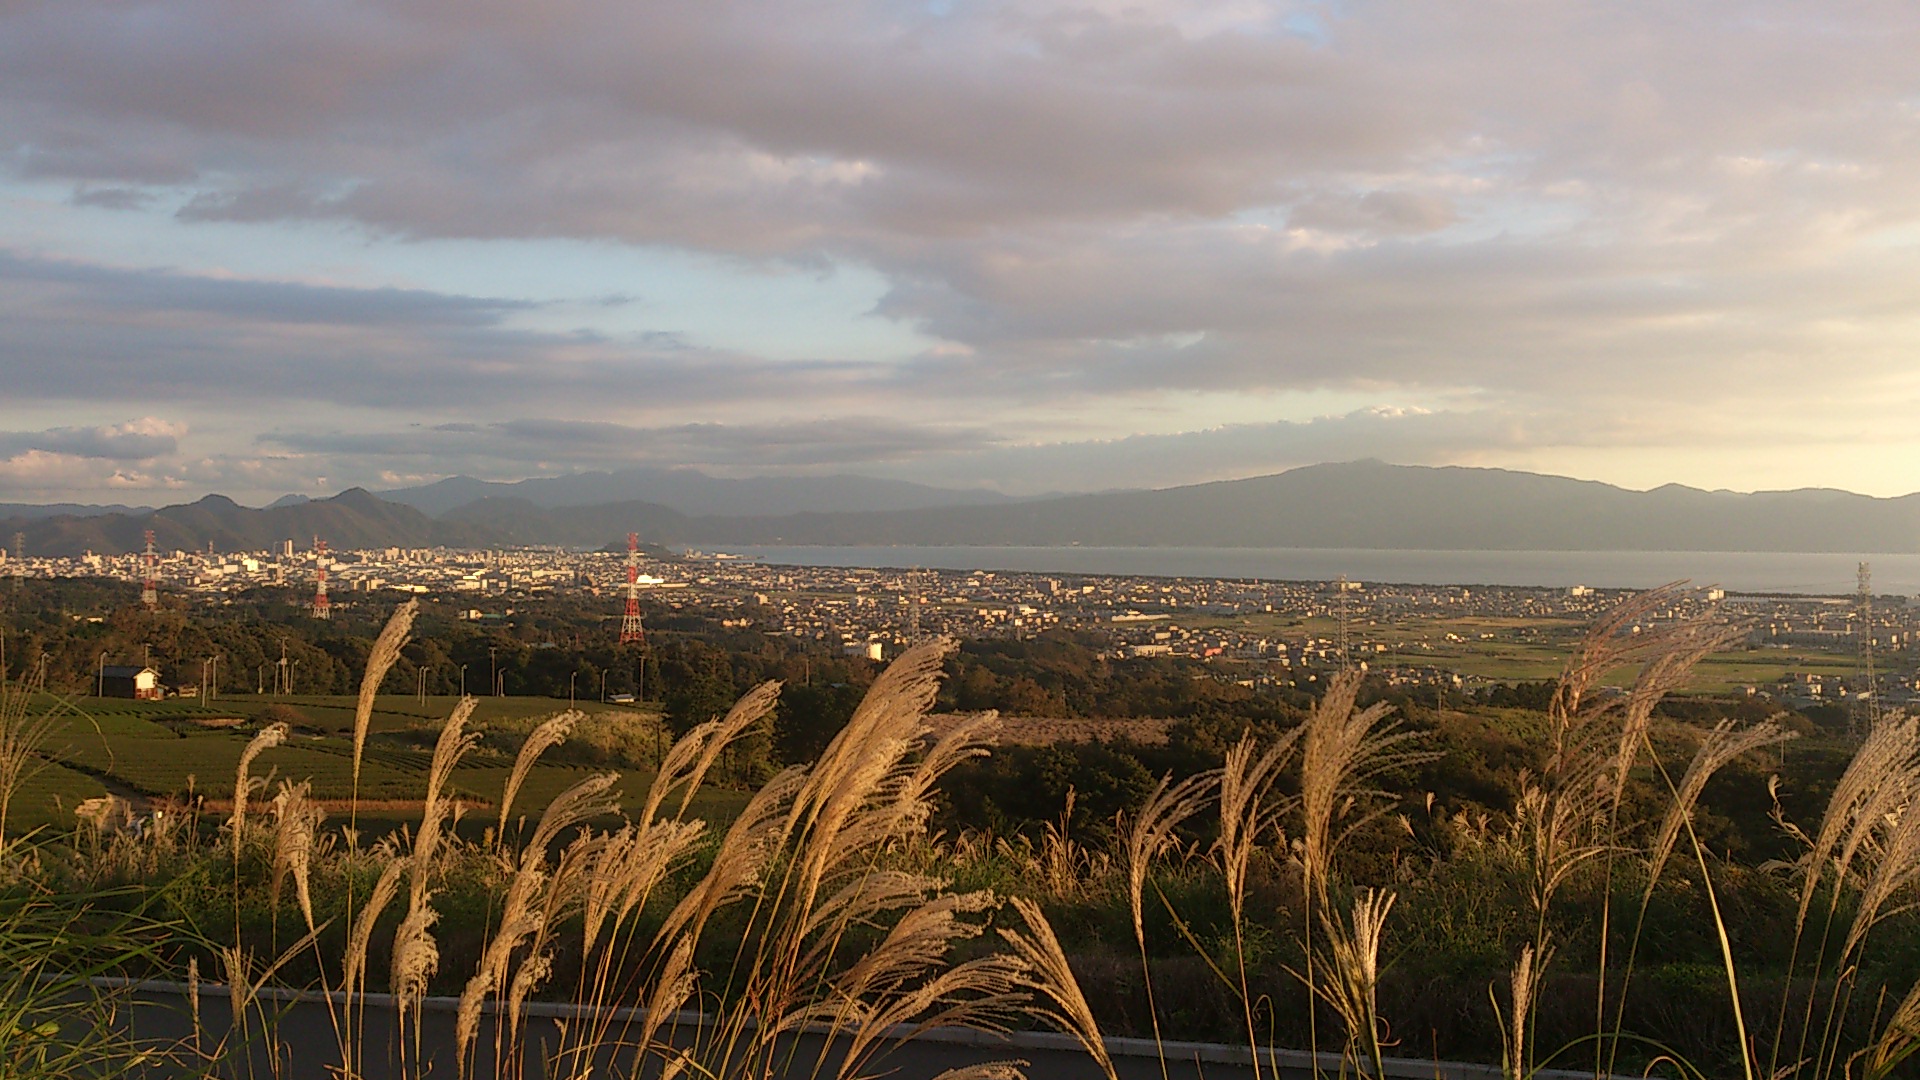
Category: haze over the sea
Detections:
[{"x1": 709, "y1": 546, "x2": 1920, "y2": 597}]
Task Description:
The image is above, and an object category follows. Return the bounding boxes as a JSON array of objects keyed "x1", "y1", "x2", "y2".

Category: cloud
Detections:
[
  {"x1": 0, "y1": 418, "x2": 184, "y2": 461},
  {"x1": 5, "y1": 1, "x2": 1920, "y2": 501},
  {"x1": 68, "y1": 185, "x2": 152, "y2": 210},
  {"x1": 0, "y1": 249, "x2": 532, "y2": 328}
]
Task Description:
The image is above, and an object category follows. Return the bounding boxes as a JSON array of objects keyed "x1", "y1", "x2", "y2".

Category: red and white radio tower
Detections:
[
  {"x1": 311, "y1": 537, "x2": 332, "y2": 620},
  {"x1": 619, "y1": 532, "x2": 646, "y2": 644},
  {"x1": 140, "y1": 529, "x2": 158, "y2": 607}
]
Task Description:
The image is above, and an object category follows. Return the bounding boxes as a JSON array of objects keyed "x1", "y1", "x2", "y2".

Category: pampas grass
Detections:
[
  {"x1": 0, "y1": 657, "x2": 58, "y2": 849},
  {"x1": 496, "y1": 709, "x2": 578, "y2": 847},
  {"x1": 1001, "y1": 895, "x2": 1116, "y2": 1080},
  {"x1": 229, "y1": 722, "x2": 288, "y2": 847},
  {"x1": 269, "y1": 780, "x2": 324, "y2": 931},
  {"x1": 353, "y1": 600, "x2": 417, "y2": 794}
]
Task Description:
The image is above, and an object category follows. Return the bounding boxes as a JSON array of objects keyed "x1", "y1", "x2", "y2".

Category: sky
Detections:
[{"x1": 3, "y1": 0, "x2": 1919, "y2": 506}]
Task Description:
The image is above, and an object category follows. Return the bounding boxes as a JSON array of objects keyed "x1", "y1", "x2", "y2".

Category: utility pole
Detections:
[{"x1": 490, "y1": 646, "x2": 498, "y2": 698}]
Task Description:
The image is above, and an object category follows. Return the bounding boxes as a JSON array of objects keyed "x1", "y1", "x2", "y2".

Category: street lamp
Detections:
[
  {"x1": 459, "y1": 664, "x2": 468, "y2": 698},
  {"x1": 569, "y1": 670, "x2": 577, "y2": 708},
  {"x1": 489, "y1": 647, "x2": 498, "y2": 698},
  {"x1": 97, "y1": 651, "x2": 107, "y2": 698}
]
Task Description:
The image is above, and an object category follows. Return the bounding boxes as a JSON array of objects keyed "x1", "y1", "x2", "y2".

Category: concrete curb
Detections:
[{"x1": 100, "y1": 977, "x2": 1628, "y2": 1080}]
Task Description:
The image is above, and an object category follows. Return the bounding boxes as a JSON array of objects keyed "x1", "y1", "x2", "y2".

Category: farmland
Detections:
[{"x1": 13, "y1": 692, "x2": 747, "y2": 832}]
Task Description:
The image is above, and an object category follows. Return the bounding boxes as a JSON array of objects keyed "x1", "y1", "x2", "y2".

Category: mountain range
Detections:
[
  {"x1": 4, "y1": 461, "x2": 1917, "y2": 558},
  {"x1": 374, "y1": 467, "x2": 1026, "y2": 517}
]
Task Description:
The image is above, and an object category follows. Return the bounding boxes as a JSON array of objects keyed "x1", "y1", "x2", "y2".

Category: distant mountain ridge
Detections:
[
  {"x1": 374, "y1": 466, "x2": 1024, "y2": 517},
  {"x1": 2, "y1": 489, "x2": 492, "y2": 557},
  {"x1": 656, "y1": 461, "x2": 1920, "y2": 552},
  {"x1": 0, "y1": 502, "x2": 153, "y2": 522},
  {"x1": 4, "y1": 462, "x2": 1918, "y2": 557}
]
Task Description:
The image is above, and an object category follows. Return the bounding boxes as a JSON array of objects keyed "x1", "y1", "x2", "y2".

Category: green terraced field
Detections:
[{"x1": 9, "y1": 693, "x2": 741, "y2": 835}]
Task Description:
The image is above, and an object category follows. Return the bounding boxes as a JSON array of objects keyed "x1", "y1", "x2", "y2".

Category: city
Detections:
[{"x1": 5, "y1": 536, "x2": 1911, "y2": 712}]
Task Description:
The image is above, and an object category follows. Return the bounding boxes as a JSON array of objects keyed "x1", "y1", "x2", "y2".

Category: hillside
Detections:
[
  {"x1": 376, "y1": 466, "x2": 1022, "y2": 517},
  {"x1": 654, "y1": 461, "x2": 1920, "y2": 552},
  {"x1": 8, "y1": 462, "x2": 1920, "y2": 555},
  {"x1": 2, "y1": 489, "x2": 494, "y2": 557}
]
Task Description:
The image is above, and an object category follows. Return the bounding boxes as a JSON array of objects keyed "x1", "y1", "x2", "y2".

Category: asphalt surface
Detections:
[{"x1": 113, "y1": 984, "x2": 1545, "y2": 1080}]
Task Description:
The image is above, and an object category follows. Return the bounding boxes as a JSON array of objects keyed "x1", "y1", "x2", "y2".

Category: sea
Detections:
[{"x1": 697, "y1": 546, "x2": 1920, "y2": 597}]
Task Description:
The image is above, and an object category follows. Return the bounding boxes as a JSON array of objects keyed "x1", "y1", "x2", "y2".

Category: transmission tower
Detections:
[
  {"x1": 905, "y1": 570, "x2": 925, "y2": 642},
  {"x1": 141, "y1": 529, "x2": 158, "y2": 607},
  {"x1": 1335, "y1": 575, "x2": 1353, "y2": 669},
  {"x1": 310, "y1": 537, "x2": 331, "y2": 620},
  {"x1": 1855, "y1": 562, "x2": 1880, "y2": 732},
  {"x1": 619, "y1": 533, "x2": 646, "y2": 644}
]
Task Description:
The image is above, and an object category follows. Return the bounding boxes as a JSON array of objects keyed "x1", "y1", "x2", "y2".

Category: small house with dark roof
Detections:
[{"x1": 100, "y1": 666, "x2": 162, "y2": 700}]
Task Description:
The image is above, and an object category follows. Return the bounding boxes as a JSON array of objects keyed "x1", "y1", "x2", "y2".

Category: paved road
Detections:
[{"x1": 115, "y1": 984, "x2": 1551, "y2": 1080}]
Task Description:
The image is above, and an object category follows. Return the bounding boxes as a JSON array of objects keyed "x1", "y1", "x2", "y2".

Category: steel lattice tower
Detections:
[
  {"x1": 904, "y1": 569, "x2": 925, "y2": 642},
  {"x1": 141, "y1": 529, "x2": 158, "y2": 607},
  {"x1": 311, "y1": 537, "x2": 331, "y2": 620},
  {"x1": 619, "y1": 532, "x2": 646, "y2": 644},
  {"x1": 1336, "y1": 575, "x2": 1353, "y2": 669},
  {"x1": 1855, "y1": 562, "x2": 1880, "y2": 732}
]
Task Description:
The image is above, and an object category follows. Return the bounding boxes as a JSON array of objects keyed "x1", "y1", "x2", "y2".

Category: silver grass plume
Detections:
[
  {"x1": 1648, "y1": 719, "x2": 1796, "y2": 889},
  {"x1": 353, "y1": 600, "x2": 418, "y2": 790},
  {"x1": 1000, "y1": 896, "x2": 1116, "y2": 1080},
  {"x1": 230, "y1": 722, "x2": 289, "y2": 848},
  {"x1": 580, "y1": 818, "x2": 707, "y2": 955},
  {"x1": 640, "y1": 681, "x2": 782, "y2": 825},
  {"x1": 1497, "y1": 940, "x2": 1553, "y2": 1080},
  {"x1": 343, "y1": 858, "x2": 405, "y2": 1000},
  {"x1": 390, "y1": 900, "x2": 440, "y2": 1027},
  {"x1": 633, "y1": 935, "x2": 699, "y2": 1071},
  {"x1": 457, "y1": 772, "x2": 618, "y2": 1075},
  {"x1": 658, "y1": 767, "x2": 807, "y2": 944},
  {"x1": 412, "y1": 697, "x2": 478, "y2": 903},
  {"x1": 1298, "y1": 669, "x2": 1431, "y2": 905},
  {"x1": 781, "y1": 639, "x2": 957, "y2": 922},
  {"x1": 1215, "y1": 732, "x2": 1295, "y2": 925},
  {"x1": 497, "y1": 710, "x2": 579, "y2": 846},
  {"x1": 1315, "y1": 888, "x2": 1396, "y2": 1074},
  {"x1": 1797, "y1": 715, "x2": 1920, "y2": 928},
  {"x1": 1127, "y1": 771, "x2": 1218, "y2": 942},
  {"x1": 1867, "y1": 978, "x2": 1920, "y2": 1079},
  {"x1": 269, "y1": 780, "x2": 325, "y2": 930},
  {"x1": 503, "y1": 950, "x2": 552, "y2": 1055}
]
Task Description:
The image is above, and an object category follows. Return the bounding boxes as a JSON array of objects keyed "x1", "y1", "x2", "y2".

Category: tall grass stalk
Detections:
[
  {"x1": 1125, "y1": 770, "x2": 1218, "y2": 1080},
  {"x1": 0, "y1": 656, "x2": 59, "y2": 852}
]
